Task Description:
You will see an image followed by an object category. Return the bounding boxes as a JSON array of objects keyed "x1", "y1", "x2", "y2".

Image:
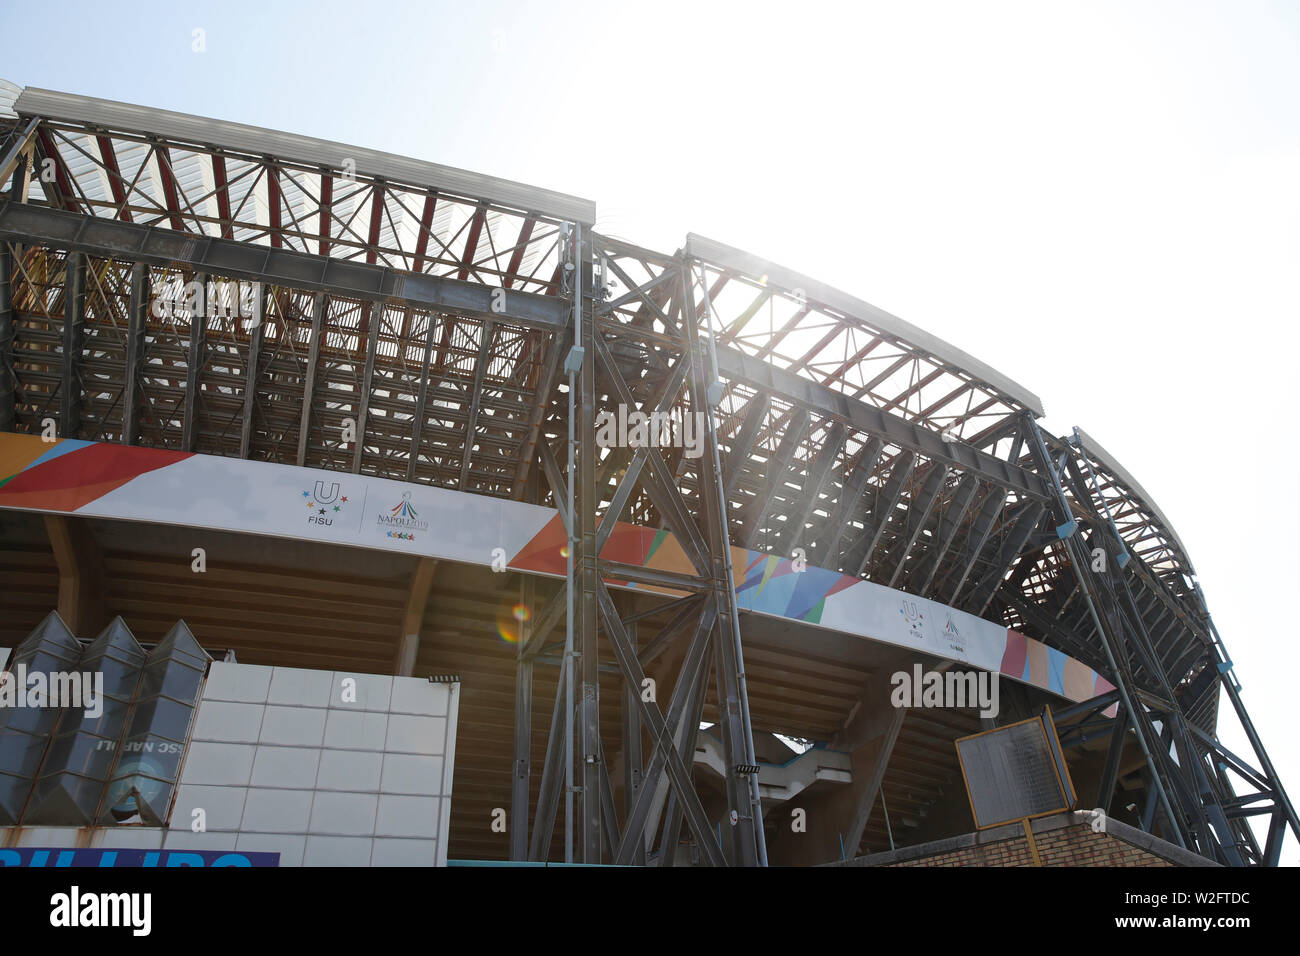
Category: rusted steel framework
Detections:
[{"x1": 0, "y1": 85, "x2": 1294, "y2": 865}]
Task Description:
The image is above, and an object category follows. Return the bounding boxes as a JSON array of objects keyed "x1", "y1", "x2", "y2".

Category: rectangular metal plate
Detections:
[{"x1": 956, "y1": 718, "x2": 1070, "y2": 829}]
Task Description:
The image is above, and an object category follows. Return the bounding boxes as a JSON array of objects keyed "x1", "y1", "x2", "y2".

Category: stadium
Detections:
[{"x1": 0, "y1": 79, "x2": 1293, "y2": 867}]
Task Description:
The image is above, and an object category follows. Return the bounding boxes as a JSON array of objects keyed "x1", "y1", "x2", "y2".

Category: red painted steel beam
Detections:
[
  {"x1": 153, "y1": 144, "x2": 188, "y2": 232},
  {"x1": 211, "y1": 155, "x2": 233, "y2": 239},
  {"x1": 318, "y1": 170, "x2": 332, "y2": 257},
  {"x1": 266, "y1": 161, "x2": 282, "y2": 248},
  {"x1": 502, "y1": 217, "x2": 534, "y2": 289},
  {"x1": 366, "y1": 183, "x2": 384, "y2": 265},
  {"x1": 36, "y1": 128, "x2": 77, "y2": 211},
  {"x1": 457, "y1": 205, "x2": 486, "y2": 281},
  {"x1": 753, "y1": 304, "x2": 811, "y2": 361},
  {"x1": 787, "y1": 323, "x2": 854, "y2": 375},
  {"x1": 879, "y1": 367, "x2": 945, "y2": 416},
  {"x1": 411, "y1": 192, "x2": 437, "y2": 273},
  {"x1": 95, "y1": 135, "x2": 132, "y2": 222},
  {"x1": 821, "y1": 336, "x2": 883, "y2": 384},
  {"x1": 699, "y1": 273, "x2": 729, "y2": 324}
]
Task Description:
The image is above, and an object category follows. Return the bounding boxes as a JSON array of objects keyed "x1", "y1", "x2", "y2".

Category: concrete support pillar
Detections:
[
  {"x1": 394, "y1": 558, "x2": 437, "y2": 676},
  {"x1": 43, "y1": 514, "x2": 107, "y2": 638},
  {"x1": 768, "y1": 669, "x2": 905, "y2": 865}
]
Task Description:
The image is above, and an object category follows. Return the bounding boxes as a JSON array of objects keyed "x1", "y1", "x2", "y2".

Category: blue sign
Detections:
[{"x1": 0, "y1": 848, "x2": 280, "y2": 867}]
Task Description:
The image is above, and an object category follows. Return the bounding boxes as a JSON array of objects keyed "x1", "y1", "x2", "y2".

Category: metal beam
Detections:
[
  {"x1": 657, "y1": 639, "x2": 714, "y2": 866},
  {"x1": 510, "y1": 574, "x2": 534, "y2": 861},
  {"x1": 350, "y1": 301, "x2": 381, "y2": 473},
  {"x1": 636, "y1": 596, "x2": 705, "y2": 667},
  {"x1": 912, "y1": 473, "x2": 978, "y2": 596},
  {"x1": 510, "y1": 330, "x2": 565, "y2": 500},
  {"x1": 714, "y1": 347, "x2": 1048, "y2": 501},
  {"x1": 529, "y1": 651, "x2": 569, "y2": 861},
  {"x1": 296, "y1": 292, "x2": 326, "y2": 467},
  {"x1": 785, "y1": 420, "x2": 846, "y2": 554},
  {"x1": 538, "y1": 439, "x2": 570, "y2": 536},
  {"x1": 0, "y1": 201, "x2": 570, "y2": 331},
  {"x1": 406, "y1": 313, "x2": 437, "y2": 481},
  {"x1": 459, "y1": 320, "x2": 494, "y2": 490},
  {"x1": 0, "y1": 243, "x2": 14, "y2": 432},
  {"x1": 685, "y1": 259, "x2": 766, "y2": 866},
  {"x1": 815, "y1": 436, "x2": 884, "y2": 567},
  {"x1": 60, "y1": 251, "x2": 84, "y2": 440},
  {"x1": 601, "y1": 584, "x2": 723, "y2": 866},
  {"x1": 722, "y1": 392, "x2": 769, "y2": 496},
  {"x1": 181, "y1": 272, "x2": 205, "y2": 452},
  {"x1": 120, "y1": 261, "x2": 147, "y2": 445},
  {"x1": 0, "y1": 202, "x2": 1054, "y2": 502},
  {"x1": 940, "y1": 486, "x2": 1006, "y2": 605},
  {"x1": 622, "y1": 616, "x2": 645, "y2": 865},
  {"x1": 590, "y1": 331, "x2": 712, "y2": 572},
  {"x1": 885, "y1": 463, "x2": 949, "y2": 588},
  {"x1": 846, "y1": 450, "x2": 916, "y2": 577},
  {"x1": 577, "y1": 233, "x2": 601, "y2": 863},
  {"x1": 520, "y1": 586, "x2": 567, "y2": 661},
  {"x1": 964, "y1": 500, "x2": 1045, "y2": 614},
  {"x1": 1096, "y1": 706, "x2": 1128, "y2": 811},
  {"x1": 0, "y1": 119, "x2": 39, "y2": 196},
  {"x1": 744, "y1": 407, "x2": 809, "y2": 549},
  {"x1": 238, "y1": 284, "x2": 264, "y2": 459},
  {"x1": 685, "y1": 232, "x2": 1044, "y2": 415}
]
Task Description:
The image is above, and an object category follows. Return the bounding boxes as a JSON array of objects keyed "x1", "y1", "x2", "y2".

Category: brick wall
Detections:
[
  {"x1": 832, "y1": 811, "x2": 1215, "y2": 868},
  {"x1": 888, "y1": 822, "x2": 1172, "y2": 867}
]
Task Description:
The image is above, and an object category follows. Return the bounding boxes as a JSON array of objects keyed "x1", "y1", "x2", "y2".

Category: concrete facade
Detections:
[{"x1": 0, "y1": 661, "x2": 460, "y2": 866}]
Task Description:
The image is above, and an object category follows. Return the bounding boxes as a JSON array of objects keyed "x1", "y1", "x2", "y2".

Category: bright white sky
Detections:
[{"x1": 3, "y1": 0, "x2": 1298, "y2": 864}]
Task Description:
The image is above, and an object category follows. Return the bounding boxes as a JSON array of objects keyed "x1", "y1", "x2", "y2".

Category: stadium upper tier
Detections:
[{"x1": 0, "y1": 81, "x2": 1218, "y2": 728}]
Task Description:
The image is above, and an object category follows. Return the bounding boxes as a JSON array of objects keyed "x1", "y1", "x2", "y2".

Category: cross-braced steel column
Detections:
[
  {"x1": 682, "y1": 257, "x2": 767, "y2": 866},
  {"x1": 1025, "y1": 413, "x2": 1299, "y2": 864},
  {"x1": 575, "y1": 228, "x2": 603, "y2": 864},
  {"x1": 0, "y1": 243, "x2": 14, "y2": 433},
  {"x1": 514, "y1": 235, "x2": 769, "y2": 865}
]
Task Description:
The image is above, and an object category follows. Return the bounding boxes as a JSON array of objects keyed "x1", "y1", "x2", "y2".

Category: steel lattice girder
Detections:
[{"x1": 0, "y1": 206, "x2": 1227, "y2": 681}]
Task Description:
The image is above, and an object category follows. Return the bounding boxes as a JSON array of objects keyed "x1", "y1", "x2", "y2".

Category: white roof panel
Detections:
[{"x1": 14, "y1": 86, "x2": 596, "y2": 226}]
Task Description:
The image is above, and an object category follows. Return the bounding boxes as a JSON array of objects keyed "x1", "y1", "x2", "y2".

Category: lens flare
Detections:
[{"x1": 497, "y1": 602, "x2": 532, "y2": 643}]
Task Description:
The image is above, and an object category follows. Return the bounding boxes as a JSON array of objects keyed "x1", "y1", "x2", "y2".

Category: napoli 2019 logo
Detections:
[
  {"x1": 391, "y1": 491, "x2": 419, "y2": 520},
  {"x1": 943, "y1": 613, "x2": 965, "y2": 653},
  {"x1": 378, "y1": 490, "x2": 428, "y2": 540}
]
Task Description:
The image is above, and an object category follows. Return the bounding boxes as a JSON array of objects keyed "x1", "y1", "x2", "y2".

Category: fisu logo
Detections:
[
  {"x1": 899, "y1": 600, "x2": 925, "y2": 638},
  {"x1": 313, "y1": 481, "x2": 341, "y2": 505},
  {"x1": 302, "y1": 483, "x2": 348, "y2": 526}
]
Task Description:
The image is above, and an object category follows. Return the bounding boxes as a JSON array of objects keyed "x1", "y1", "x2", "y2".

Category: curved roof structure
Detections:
[
  {"x1": 0, "y1": 80, "x2": 1213, "y2": 693},
  {"x1": 0, "y1": 80, "x2": 1216, "y2": 686}
]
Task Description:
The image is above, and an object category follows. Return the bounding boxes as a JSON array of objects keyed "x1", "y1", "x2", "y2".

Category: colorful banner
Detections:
[
  {"x1": 0, "y1": 847, "x2": 279, "y2": 867},
  {"x1": 0, "y1": 435, "x2": 551, "y2": 566},
  {"x1": 0, "y1": 434, "x2": 1113, "y2": 705}
]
